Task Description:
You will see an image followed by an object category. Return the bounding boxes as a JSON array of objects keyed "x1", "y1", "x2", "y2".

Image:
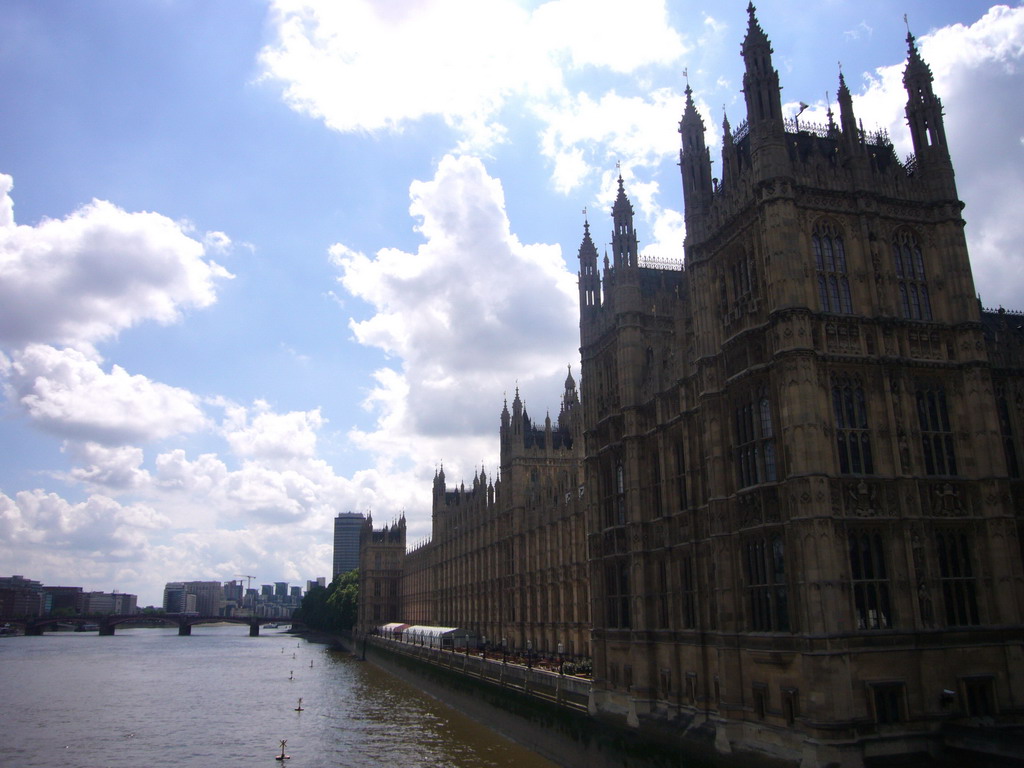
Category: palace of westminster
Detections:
[{"x1": 357, "y1": 7, "x2": 1024, "y2": 765}]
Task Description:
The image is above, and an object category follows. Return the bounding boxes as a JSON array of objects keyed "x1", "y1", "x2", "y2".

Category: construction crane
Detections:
[{"x1": 236, "y1": 575, "x2": 256, "y2": 611}]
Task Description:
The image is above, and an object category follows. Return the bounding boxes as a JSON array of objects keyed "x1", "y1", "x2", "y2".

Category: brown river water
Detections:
[{"x1": 0, "y1": 624, "x2": 559, "y2": 767}]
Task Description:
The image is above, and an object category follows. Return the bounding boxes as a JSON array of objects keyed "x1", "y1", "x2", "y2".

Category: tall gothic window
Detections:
[
  {"x1": 655, "y1": 558, "x2": 670, "y2": 628},
  {"x1": 736, "y1": 387, "x2": 777, "y2": 488},
  {"x1": 674, "y1": 441, "x2": 687, "y2": 511},
  {"x1": 832, "y1": 375, "x2": 874, "y2": 474},
  {"x1": 936, "y1": 530, "x2": 980, "y2": 626},
  {"x1": 813, "y1": 222, "x2": 853, "y2": 314},
  {"x1": 893, "y1": 230, "x2": 932, "y2": 320},
  {"x1": 602, "y1": 458, "x2": 627, "y2": 527},
  {"x1": 650, "y1": 448, "x2": 663, "y2": 516},
  {"x1": 605, "y1": 560, "x2": 631, "y2": 629},
  {"x1": 680, "y1": 551, "x2": 697, "y2": 629},
  {"x1": 848, "y1": 531, "x2": 891, "y2": 629},
  {"x1": 745, "y1": 534, "x2": 789, "y2": 631},
  {"x1": 996, "y1": 385, "x2": 1020, "y2": 479},
  {"x1": 732, "y1": 252, "x2": 754, "y2": 300},
  {"x1": 916, "y1": 383, "x2": 957, "y2": 475}
]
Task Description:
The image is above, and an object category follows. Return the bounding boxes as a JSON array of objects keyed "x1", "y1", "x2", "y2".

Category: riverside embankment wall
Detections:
[{"x1": 328, "y1": 632, "x2": 791, "y2": 768}]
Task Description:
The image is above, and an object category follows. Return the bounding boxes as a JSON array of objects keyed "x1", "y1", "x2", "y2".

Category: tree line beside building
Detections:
[{"x1": 293, "y1": 570, "x2": 358, "y2": 632}]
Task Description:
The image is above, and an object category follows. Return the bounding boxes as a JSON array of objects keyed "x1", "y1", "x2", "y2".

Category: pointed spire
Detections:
[
  {"x1": 742, "y1": 3, "x2": 769, "y2": 50},
  {"x1": 679, "y1": 80, "x2": 713, "y2": 222},
  {"x1": 610, "y1": 172, "x2": 639, "y2": 270},
  {"x1": 837, "y1": 70, "x2": 860, "y2": 149},
  {"x1": 740, "y1": 2, "x2": 783, "y2": 129},
  {"x1": 578, "y1": 216, "x2": 600, "y2": 311},
  {"x1": 721, "y1": 110, "x2": 737, "y2": 186},
  {"x1": 903, "y1": 28, "x2": 930, "y2": 82},
  {"x1": 902, "y1": 23, "x2": 948, "y2": 159}
]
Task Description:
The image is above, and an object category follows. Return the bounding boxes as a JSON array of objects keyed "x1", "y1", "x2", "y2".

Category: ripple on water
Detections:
[{"x1": 0, "y1": 628, "x2": 558, "y2": 768}]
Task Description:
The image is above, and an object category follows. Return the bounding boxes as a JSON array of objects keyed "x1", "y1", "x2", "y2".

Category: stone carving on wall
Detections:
[
  {"x1": 847, "y1": 480, "x2": 878, "y2": 516},
  {"x1": 930, "y1": 482, "x2": 968, "y2": 517},
  {"x1": 737, "y1": 494, "x2": 762, "y2": 528}
]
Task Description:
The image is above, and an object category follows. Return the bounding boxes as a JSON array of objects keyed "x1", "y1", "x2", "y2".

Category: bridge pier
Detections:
[
  {"x1": 178, "y1": 623, "x2": 192, "y2": 636},
  {"x1": 249, "y1": 622, "x2": 260, "y2": 637},
  {"x1": 99, "y1": 621, "x2": 115, "y2": 636}
]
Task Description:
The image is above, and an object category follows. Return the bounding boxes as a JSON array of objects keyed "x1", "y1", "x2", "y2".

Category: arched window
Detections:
[
  {"x1": 735, "y1": 386, "x2": 777, "y2": 487},
  {"x1": 848, "y1": 531, "x2": 891, "y2": 629},
  {"x1": 813, "y1": 222, "x2": 852, "y2": 314},
  {"x1": 745, "y1": 534, "x2": 789, "y2": 631},
  {"x1": 916, "y1": 382, "x2": 956, "y2": 475},
  {"x1": 832, "y1": 375, "x2": 874, "y2": 474},
  {"x1": 893, "y1": 230, "x2": 932, "y2": 320}
]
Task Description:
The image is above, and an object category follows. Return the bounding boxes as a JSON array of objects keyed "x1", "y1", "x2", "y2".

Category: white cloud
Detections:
[
  {"x1": 260, "y1": 0, "x2": 686, "y2": 151},
  {"x1": 3, "y1": 345, "x2": 209, "y2": 445},
  {"x1": 0, "y1": 489, "x2": 169, "y2": 555},
  {"x1": 0, "y1": 174, "x2": 232, "y2": 353},
  {"x1": 333, "y1": 154, "x2": 579, "y2": 472},
  {"x1": 65, "y1": 442, "x2": 151, "y2": 491},
  {"x1": 223, "y1": 403, "x2": 325, "y2": 464},
  {"x1": 530, "y1": 0, "x2": 685, "y2": 73},
  {"x1": 537, "y1": 88, "x2": 684, "y2": 194}
]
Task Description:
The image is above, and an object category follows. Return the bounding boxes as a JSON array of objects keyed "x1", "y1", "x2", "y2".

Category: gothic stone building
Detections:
[
  {"x1": 357, "y1": 514, "x2": 405, "y2": 629},
  {"x1": 395, "y1": 375, "x2": 592, "y2": 658},
  {"x1": 578, "y1": 6, "x2": 1024, "y2": 765}
]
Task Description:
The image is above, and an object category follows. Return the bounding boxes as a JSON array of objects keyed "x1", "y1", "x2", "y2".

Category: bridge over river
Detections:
[{"x1": 2, "y1": 614, "x2": 290, "y2": 636}]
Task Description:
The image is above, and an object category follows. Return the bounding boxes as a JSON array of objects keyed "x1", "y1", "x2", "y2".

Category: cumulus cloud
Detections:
[
  {"x1": 223, "y1": 401, "x2": 325, "y2": 464},
  {"x1": 3, "y1": 345, "x2": 209, "y2": 444},
  {"x1": 0, "y1": 173, "x2": 232, "y2": 352},
  {"x1": 65, "y1": 442, "x2": 151, "y2": 491},
  {"x1": 260, "y1": 0, "x2": 685, "y2": 151},
  {"x1": 0, "y1": 489, "x2": 169, "y2": 556},
  {"x1": 537, "y1": 89, "x2": 684, "y2": 194},
  {"x1": 332, "y1": 154, "x2": 579, "y2": 473}
]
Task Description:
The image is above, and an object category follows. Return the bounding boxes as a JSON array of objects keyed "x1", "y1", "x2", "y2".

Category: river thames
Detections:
[{"x1": 1, "y1": 625, "x2": 558, "y2": 768}]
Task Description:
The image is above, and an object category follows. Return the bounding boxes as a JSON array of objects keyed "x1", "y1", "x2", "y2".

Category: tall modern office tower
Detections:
[{"x1": 333, "y1": 511, "x2": 365, "y2": 578}]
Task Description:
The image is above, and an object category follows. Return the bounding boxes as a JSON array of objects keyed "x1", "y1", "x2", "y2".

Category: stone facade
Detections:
[
  {"x1": 357, "y1": 8, "x2": 1024, "y2": 764},
  {"x1": 396, "y1": 374, "x2": 591, "y2": 658},
  {"x1": 578, "y1": 7, "x2": 1024, "y2": 765},
  {"x1": 357, "y1": 514, "x2": 405, "y2": 629}
]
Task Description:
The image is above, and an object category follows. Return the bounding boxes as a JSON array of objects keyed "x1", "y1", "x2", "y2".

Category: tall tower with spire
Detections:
[{"x1": 575, "y1": 9, "x2": 1024, "y2": 767}]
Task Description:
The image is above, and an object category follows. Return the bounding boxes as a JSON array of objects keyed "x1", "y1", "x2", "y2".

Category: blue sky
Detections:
[{"x1": 1, "y1": 0, "x2": 1022, "y2": 604}]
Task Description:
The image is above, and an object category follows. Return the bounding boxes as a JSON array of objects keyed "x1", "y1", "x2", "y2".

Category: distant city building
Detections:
[
  {"x1": 2, "y1": 579, "x2": 137, "y2": 617},
  {"x1": 333, "y1": 512, "x2": 364, "y2": 577},
  {"x1": 83, "y1": 591, "x2": 114, "y2": 614},
  {"x1": 274, "y1": 582, "x2": 288, "y2": 599},
  {"x1": 261, "y1": 584, "x2": 273, "y2": 598},
  {"x1": 305, "y1": 578, "x2": 326, "y2": 593},
  {"x1": 222, "y1": 580, "x2": 244, "y2": 603},
  {"x1": 290, "y1": 586, "x2": 302, "y2": 599},
  {"x1": 0, "y1": 575, "x2": 44, "y2": 618},
  {"x1": 111, "y1": 593, "x2": 138, "y2": 614},
  {"x1": 43, "y1": 586, "x2": 85, "y2": 615},
  {"x1": 162, "y1": 581, "x2": 222, "y2": 615},
  {"x1": 163, "y1": 583, "x2": 190, "y2": 613}
]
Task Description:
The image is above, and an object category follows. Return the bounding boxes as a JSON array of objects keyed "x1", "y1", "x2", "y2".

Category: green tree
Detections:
[
  {"x1": 293, "y1": 570, "x2": 358, "y2": 632},
  {"x1": 327, "y1": 570, "x2": 359, "y2": 631}
]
